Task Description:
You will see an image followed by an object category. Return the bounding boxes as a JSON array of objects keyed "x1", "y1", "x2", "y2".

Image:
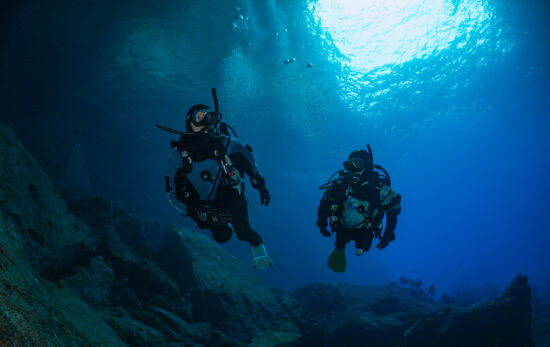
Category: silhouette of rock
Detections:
[
  {"x1": 289, "y1": 282, "x2": 438, "y2": 347},
  {"x1": 173, "y1": 224, "x2": 299, "y2": 343},
  {"x1": 405, "y1": 275, "x2": 534, "y2": 347},
  {"x1": 0, "y1": 121, "x2": 124, "y2": 345},
  {"x1": 61, "y1": 189, "x2": 299, "y2": 344}
]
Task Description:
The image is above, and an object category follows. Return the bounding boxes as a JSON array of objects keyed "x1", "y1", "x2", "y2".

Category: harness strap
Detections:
[{"x1": 176, "y1": 135, "x2": 240, "y2": 207}]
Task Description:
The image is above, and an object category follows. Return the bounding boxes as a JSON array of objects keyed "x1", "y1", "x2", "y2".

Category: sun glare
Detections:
[{"x1": 309, "y1": 0, "x2": 492, "y2": 73}]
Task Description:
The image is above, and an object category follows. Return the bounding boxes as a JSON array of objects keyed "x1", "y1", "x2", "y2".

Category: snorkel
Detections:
[
  {"x1": 212, "y1": 88, "x2": 220, "y2": 122},
  {"x1": 212, "y1": 88, "x2": 239, "y2": 139}
]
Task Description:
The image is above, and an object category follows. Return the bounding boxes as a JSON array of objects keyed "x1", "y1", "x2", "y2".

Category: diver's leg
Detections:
[
  {"x1": 230, "y1": 199, "x2": 271, "y2": 269},
  {"x1": 209, "y1": 225, "x2": 233, "y2": 244},
  {"x1": 354, "y1": 228, "x2": 374, "y2": 256},
  {"x1": 334, "y1": 228, "x2": 352, "y2": 249},
  {"x1": 231, "y1": 199, "x2": 263, "y2": 247}
]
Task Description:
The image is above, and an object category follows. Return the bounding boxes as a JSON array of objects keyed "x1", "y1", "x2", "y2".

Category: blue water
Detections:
[{"x1": 2, "y1": 0, "x2": 549, "y2": 297}]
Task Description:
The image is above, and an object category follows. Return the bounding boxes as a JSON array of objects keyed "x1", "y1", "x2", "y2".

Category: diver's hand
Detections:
[
  {"x1": 316, "y1": 220, "x2": 331, "y2": 237},
  {"x1": 252, "y1": 175, "x2": 270, "y2": 206},
  {"x1": 376, "y1": 232, "x2": 395, "y2": 249},
  {"x1": 320, "y1": 226, "x2": 331, "y2": 237},
  {"x1": 259, "y1": 186, "x2": 271, "y2": 206}
]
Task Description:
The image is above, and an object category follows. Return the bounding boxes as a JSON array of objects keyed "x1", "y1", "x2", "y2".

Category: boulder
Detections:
[
  {"x1": 249, "y1": 320, "x2": 302, "y2": 347},
  {"x1": 173, "y1": 225, "x2": 299, "y2": 343},
  {"x1": 0, "y1": 121, "x2": 96, "y2": 281},
  {"x1": 63, "y1": 255, "x2": 115, "y2": 307},
  {"x1": 290, "y1": 282, "x2": 438, "y2": 347},
  {"x1": 61, "y1": 187, "x2": 156, "y2": 260},
  {"x1": 61, "y1": 188, "x2": 185, "y2": 313},
  {"x1": 404, "y1": 275, "x2": 534, "y2": 347},
  {"x1": 154, "y1": 228, "x2": 195, "y2": 297}
]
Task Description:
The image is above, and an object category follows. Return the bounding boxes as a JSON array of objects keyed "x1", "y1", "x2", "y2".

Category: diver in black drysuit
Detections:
[
  {"x1": 316, "y1": 147, "x2": 402, "y2": 272},
  {"x1": 163, "y1": 94, "x2": 272, "y2": 269}
]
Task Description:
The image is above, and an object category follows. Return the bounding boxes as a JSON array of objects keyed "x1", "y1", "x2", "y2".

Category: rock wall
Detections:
[
  {"x1": 0, "y1": 121, "x2": 299, "y2": 346},
  {"x1": 405, "y1": 275, "x2": 534, "y2": 347},
  {"x1": 287, "y1": 282, "x2": 439, "y2": 347},
  {"x1": 0, "y1": 122, "x2": 124, "y2": 345}
]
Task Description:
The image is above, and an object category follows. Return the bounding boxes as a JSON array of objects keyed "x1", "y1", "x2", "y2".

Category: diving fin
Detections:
[
  {"x1": 251, "y1": 244, "x2": 272, "y2": 270},
  {"x1": 328, "y1": 247, "x2": 346, "y2": 273}
]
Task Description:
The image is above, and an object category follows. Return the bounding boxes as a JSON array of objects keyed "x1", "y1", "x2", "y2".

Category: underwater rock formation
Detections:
[
  {"x1": 0, "y1": 121, "x2": 537, "y2": 346},
  {"x1": 60, "y1": 188, "x2": 299, "y2": 345},
  {"x1": 172, "y1": 225, "x2": 298, "y2": 343},
  {"x1": 282, "y1": 278, "x2": 535, "y2": 347},
  {"x1": 405, "y1": 274, "x2": 534, "y2": 347},
  {"x1": 0, "y1": 121, "x2": 299, "y2": 346},
  {"x1": 287, "y1": 282, "x2": 440, "y2": 347},
  {"x1": 0, "y1": 121, "x2": 124, "y2": 345}
]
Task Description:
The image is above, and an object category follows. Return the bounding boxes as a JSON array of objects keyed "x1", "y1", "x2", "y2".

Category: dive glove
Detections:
[
  {"x1": 259, "y1": 186, "x2": 271, "y2": 206},
  {"x1": 376, "y1": 232, "x2": 395, "y2": 249},
  {"x1": 252, "y1": 175, "x2": 270, "y2": 206},
  {"x1": 316, "y1": 220, "x2": 331, "y2": 237}
]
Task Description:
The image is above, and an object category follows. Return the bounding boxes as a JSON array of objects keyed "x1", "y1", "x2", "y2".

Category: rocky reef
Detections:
[
  {"x1": 404, "y1": 275, "x2": 534, "y2": 347},
  {"x1": 0, "y1": 121, "x2": 539, "y2": 346}
]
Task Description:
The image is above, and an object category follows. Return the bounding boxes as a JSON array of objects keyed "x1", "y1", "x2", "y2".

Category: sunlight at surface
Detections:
[
  {"x1": 310, "y1": 0, "x2": 491, "y2": 73},
  {"x1": 307, "y1": 0, "x2": 511, "y2": 113}
]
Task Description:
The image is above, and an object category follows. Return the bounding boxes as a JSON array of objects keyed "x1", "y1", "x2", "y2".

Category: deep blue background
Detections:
[{"x1": 1, "y1": 0, "x2": 549, "y2": 297}]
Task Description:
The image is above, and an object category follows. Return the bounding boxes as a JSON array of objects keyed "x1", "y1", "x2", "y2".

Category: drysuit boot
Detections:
[
  {"x1": 328, "y1": 247, "x2": 346, "y2": 273},
  {"x1": 251, "y1": 244, "x2": 272, "y2": 270}
]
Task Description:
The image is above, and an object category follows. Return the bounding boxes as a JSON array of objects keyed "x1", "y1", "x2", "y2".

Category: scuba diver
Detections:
[
  {"x1": 316, "y1": 145, "x2": 401, "y2": 273},
  {"x1": 159, "y1": 88, "x2": 272, "y2": 269}
]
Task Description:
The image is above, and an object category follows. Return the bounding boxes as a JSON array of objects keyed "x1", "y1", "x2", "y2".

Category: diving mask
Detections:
[
  {"x1": 343, "y1": 158, "x2": 364, "y2": 172},
  {"x1": 191, "y1": 109, "x2": 219, "y2": 127}
]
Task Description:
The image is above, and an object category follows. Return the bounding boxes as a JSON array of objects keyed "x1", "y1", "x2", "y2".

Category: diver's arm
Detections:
[
  {"x1": 384, "y1": 211, "x2": 398, "y2": 238},
  {"x1": 166, "y1": 148, "x2": 189, "y2": 216},
  {"x1": 225, "y1": 138, "x2": 260, "y2": 177},
  {"x1": 316, "y1": 192, "x2": 332, "y2": 237},
  {"x1": 376, "y1": 184, "x2": 401, "y2": 249},
  {"x1": 376, "y1": 210, "x2": 398, "y2": 249},
  {"x1": 317, "y1": 193, "x2": 331, "y2": 224},
  {"x1": 250, "y1": 174, "x2": 270, "y2": 206},
  {"x1": 225, "y1": 137, "x2": 270, "y2": 206}
]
